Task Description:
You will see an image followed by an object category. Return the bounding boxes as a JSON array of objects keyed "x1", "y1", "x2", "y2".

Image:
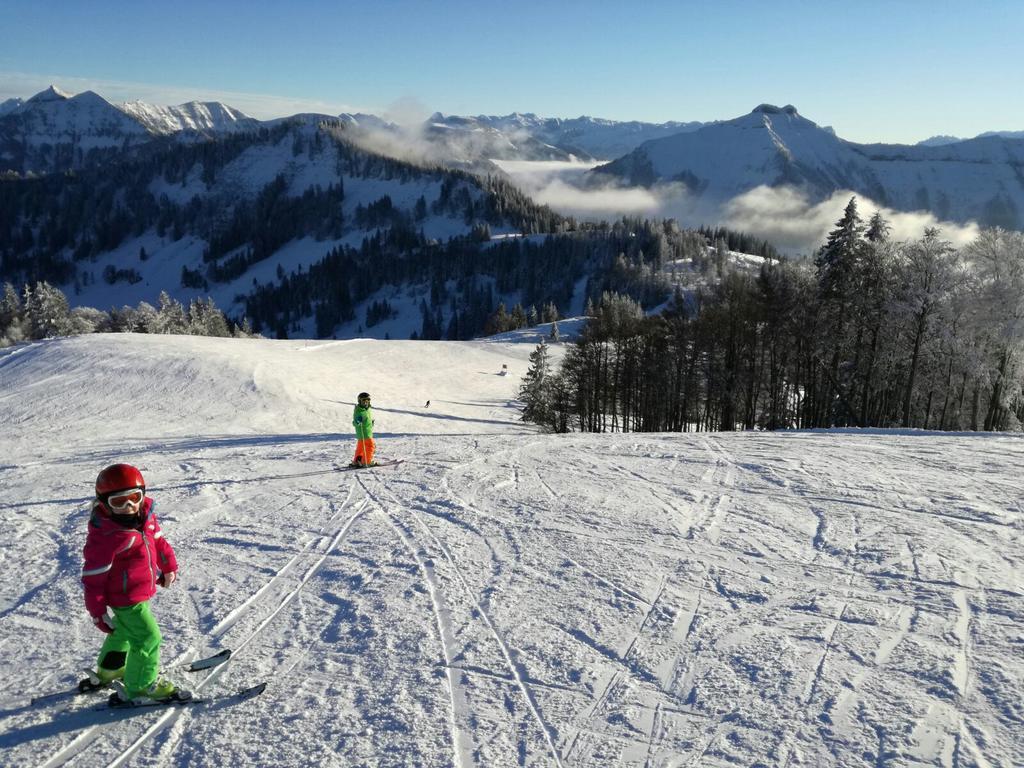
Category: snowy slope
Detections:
[
  {"x1": 595, "y1": 104, "x2": 1024, "y2": 229},
  {"x1": 0, "y1": 334, "x2": 1021, "y2": 767}
]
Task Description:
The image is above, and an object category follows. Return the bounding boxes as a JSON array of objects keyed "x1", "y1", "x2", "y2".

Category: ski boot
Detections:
[
  {"x1": 109, "y1": 677, "x2": 193, "y2": 707},
  {"x1": 78, "y1": 664, "x2": 125, "y2": 693}
]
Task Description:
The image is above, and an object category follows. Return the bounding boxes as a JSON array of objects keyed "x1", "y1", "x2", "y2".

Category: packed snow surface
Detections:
[{"x1": 0, "y1": 334, "x2": 1021, "y2": 767}]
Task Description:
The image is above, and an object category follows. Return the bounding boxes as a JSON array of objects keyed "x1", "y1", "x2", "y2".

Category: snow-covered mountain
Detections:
[
  {"x1": 594, "y1": 104, "x2": 1024, "y2": 229},
  {"x1": 118, "y1": 99, "x2": 261, "y2": 136},
  {"x1": 0, "y1": 86, "x2": 261, "y2": 174},
  {"x1": 0, "y1": 86, "x2": 151, "y2": 173},
  {"x1": 1, "y1": 333, "x2": 1021, "y2": 766},
  {"x1": 1, "y1": 82, "x2": 708, "y2": 175},
  {"x1": 438, "y1": 112, "x2": 709, "y2": 161}
]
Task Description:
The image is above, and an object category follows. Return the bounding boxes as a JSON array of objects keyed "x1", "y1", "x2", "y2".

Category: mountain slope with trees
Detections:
[{"x1": 1, "y1": 116, "x2": 775, "y2": 342}]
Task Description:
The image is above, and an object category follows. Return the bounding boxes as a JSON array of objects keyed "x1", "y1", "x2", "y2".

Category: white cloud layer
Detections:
[{"x1": 496, "y1": 161, "x2": 983, "y2": 254}]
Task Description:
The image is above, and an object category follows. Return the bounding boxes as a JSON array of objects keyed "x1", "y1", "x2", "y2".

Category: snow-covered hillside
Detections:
[
  {"x1": 0, "y1": 334, "x2": 1021, "y2": 767},
  {"x1": 25, "y1": 119, "x2": 528, "y2": 336},
  {"x1": 594, "y1": 104, "x2": 1024, "y2": 229}
]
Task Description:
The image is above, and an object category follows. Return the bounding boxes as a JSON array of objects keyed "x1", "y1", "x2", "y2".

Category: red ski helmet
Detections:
[{"x1": 95, "y1": 464, "x2": 146, "y2": 497}]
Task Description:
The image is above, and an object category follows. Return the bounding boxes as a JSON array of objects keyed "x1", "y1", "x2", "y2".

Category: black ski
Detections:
[
  {"x1": 341, "y1": 458, "x2": 404, "y2": 471},
  {"x1": 30, "y1": 649, "x2": 233, "y2": 706},
  {"x1": 100, "y1": 682, "x2": 266, "y2": 710}
]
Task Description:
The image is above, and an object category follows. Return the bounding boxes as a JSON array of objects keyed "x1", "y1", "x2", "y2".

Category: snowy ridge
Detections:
[
  {"x1": 919, "y1": 130, "x2": 1024, "y2": 146},
  {"x1": 117, "y1": 100, "x2": 261, "y2": 136},
  {"x1": 0, "y1": 333, "x2": 1021, "y2": 766},
  {"x1": 0, "y1": 86, "x2": 260, "y2": 173},
  {"x1": 466, "y1": 112, "x2": 709, "y2": 161}
]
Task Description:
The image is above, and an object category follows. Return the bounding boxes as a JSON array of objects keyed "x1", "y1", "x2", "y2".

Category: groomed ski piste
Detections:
[{"x1": 0, "y1": 332, "x2": 1021, "y2": 768}]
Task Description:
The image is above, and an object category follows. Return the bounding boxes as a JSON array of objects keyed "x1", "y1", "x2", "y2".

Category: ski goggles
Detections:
[{"x1": 106, "y1": 488, "x2": 145, "y2": 510}]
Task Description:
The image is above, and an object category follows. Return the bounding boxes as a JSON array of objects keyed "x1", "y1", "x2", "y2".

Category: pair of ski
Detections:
[
  {"x1": 31, "y1": 649, "x2": 265, "y2": 709},
  {"x1": 341, "y1": 458, "x2": 404, "y2": 471}
]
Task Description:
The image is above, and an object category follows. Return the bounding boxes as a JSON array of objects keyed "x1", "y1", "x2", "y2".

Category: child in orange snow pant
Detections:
[
  {"x1": 353, "y1": 437, "x2": 375, "y2": 465},
  {"x1": 352, "y1": 393, "x2": 375, "y2": 465}
]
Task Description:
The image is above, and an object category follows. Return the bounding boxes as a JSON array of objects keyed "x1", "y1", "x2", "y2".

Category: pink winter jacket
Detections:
[{"x1": 81, "y1": 497, "x2": 177, "y2": 618}]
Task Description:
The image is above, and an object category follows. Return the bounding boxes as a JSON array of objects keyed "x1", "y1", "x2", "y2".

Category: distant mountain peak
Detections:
[
  {"x1": 0, "y1": 97, "x2": 25, "y2": 116},
  {"x1": 27, "y1": 84, "x2": 73, "y2": 103},
  {"x1": 917, "y1": 134, "x2": 964, "y2": 147}
]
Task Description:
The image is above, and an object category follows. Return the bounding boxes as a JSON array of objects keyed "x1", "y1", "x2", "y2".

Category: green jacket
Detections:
[{"x1": 352, "y1": 404, "x2": 373, "y2": 439}]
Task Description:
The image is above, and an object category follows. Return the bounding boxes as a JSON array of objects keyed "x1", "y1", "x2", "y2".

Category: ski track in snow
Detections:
[{"x1": 1, "y1": 336, "x2": 1023, "y2": 767}]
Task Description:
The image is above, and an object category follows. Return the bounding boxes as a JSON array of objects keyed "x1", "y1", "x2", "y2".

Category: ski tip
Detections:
[
  {"x1": 186, "y1": 648, "x2": 233, "y2": 672},
  {"x1": 237, "y1": 682, "x2": 267, "y2": 701}
]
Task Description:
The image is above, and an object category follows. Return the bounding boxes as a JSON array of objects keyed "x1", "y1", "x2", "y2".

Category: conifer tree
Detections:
[{"x1": 519, "y1": 340, "x2": 553, "y2": 427}]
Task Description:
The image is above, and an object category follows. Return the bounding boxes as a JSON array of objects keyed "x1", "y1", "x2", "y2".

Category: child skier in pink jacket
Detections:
[{"x1": 81, "y1": 463, "x2": 190, "y2": 705}]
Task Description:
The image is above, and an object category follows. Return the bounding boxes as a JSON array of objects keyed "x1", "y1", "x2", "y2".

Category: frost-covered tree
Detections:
[
  {"x1": 23, "y1": 282, "x2": 74, "y2": 339},
  {"x1": 1, "y1": 282, "x2": 22, "y2": 335},
  {"x1": 133, "y1": 301, "x2": 159, "y2": 333},
  {"x1": 70, "y1": 306, "x2": 109, "y2": 335},
  {"x1": 890, "y1": 229, "x2": 959, "y2": 427},
  {"x1": 0, "y1": 282, "x2": 25, "y2": 346},
  {"x1": 964, "y1": 228, "x2": 1024, "y2": 430},
  {"x1": 188, "y1": 297, "x2": 231, "y2": 337},
  {"x1": 152, "y1": 291, "x2": 188, "y2": 334}
]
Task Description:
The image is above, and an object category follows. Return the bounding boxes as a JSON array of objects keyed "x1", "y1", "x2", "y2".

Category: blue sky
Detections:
[{"x1": 1, "y1": 0, "x2": 1021, "y2": 144}]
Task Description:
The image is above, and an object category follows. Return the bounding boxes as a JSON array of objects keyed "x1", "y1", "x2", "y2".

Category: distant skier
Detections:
[
  {"x1": 81, "y1": 463, "x2": 190, "y2": 705},
  {"x1": 350, "y1": 392, "x2": 376, "y2": 467},
  {"x1": 425, "y1": 400, "x2": 430, "y2": 408}
]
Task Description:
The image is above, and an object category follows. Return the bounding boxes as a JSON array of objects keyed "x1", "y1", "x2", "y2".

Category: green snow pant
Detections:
[{"x1": 96, "y1": 602, "x2": 162, "y2": 697}]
